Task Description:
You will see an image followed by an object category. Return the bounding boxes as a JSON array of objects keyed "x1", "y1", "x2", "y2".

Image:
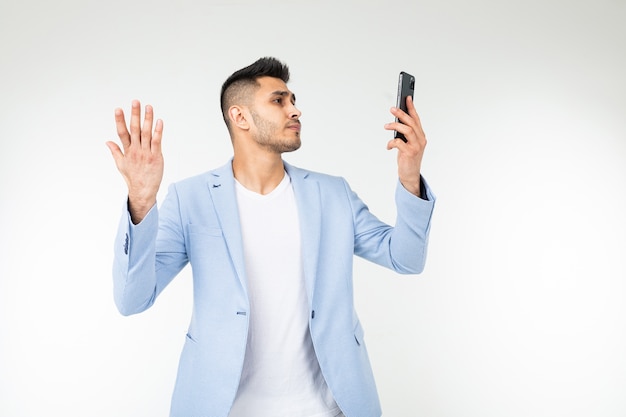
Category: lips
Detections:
[{"x1": 287, "y1": 122, "x2": 301, "y2": 131}]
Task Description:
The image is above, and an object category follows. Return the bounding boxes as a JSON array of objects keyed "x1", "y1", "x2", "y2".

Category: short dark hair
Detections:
[{"x1": 220, "y1": 57, "x2": 290, "y2": 129}]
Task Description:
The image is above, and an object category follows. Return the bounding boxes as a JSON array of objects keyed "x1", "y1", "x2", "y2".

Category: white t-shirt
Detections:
[{"x1": 228, "y1": 172, "x2": 341, "y2": 417}]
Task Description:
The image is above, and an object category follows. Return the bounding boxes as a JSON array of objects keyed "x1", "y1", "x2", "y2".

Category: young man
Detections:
[{"x1": 106, "y1": 57, "x2": 435, "y2": 417}]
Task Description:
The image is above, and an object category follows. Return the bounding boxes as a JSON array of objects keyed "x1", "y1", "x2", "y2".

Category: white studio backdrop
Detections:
[{"x1": 1, "y1": 0, "x2": 625, "y2": 416}]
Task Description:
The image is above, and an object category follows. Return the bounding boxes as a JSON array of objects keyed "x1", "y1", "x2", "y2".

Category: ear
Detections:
[{"x1": 228, "y1": 105, "x2": 250, "y2": 130}]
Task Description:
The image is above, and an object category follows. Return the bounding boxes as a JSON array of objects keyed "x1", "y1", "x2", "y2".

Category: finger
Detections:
[
  {"x1": 129, "y1": 100, "x2": 141, "y2": 146},
  {"x1": 114, "y1": 108, "x2": 131, "y2": 149},
  {"x1": 384, "y1": 121, "x2": 413, "y2": 142},
  {"x1": 386, "y1": 137, "x2": 408, "y2": 151},
  {"x1": 406, "y1": 96, "x2": 425, "y2": 136},
  {"x1": 141, "y1": 104, "x2": 154, "y2": 150},
  {"x1": 151, "y1": 119, "x2": 164, "y2": 154},
  {"x1": 105, "y1": 141, "x2": 125, "y2": 166},
  {"x1": 390, "y1": 106, "x2": 417, "y2": 130},
  {"x1": 389, "y1": 102, "x2": 426, "y2": 145},
  {"x1": 405, "y1": 95, "x2": 416, "y2": 114}
]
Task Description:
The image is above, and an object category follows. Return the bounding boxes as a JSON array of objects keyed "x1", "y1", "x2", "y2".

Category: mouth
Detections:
[{"x1": 287, "y1": 122, "x2": 301, "y2": 132}]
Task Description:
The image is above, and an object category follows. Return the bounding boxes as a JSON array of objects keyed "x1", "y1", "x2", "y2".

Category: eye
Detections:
[{"x1": 273, "y1": 97, "x2": 283, "y2": 104}]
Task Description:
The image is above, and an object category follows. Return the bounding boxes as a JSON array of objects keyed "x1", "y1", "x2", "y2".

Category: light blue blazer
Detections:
[{"x1": 113, "y1": 160, "x2": 435, "y2": 417}]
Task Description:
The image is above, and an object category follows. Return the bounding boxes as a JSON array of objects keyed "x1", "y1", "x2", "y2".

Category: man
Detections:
[{"x1": 106, "y1": 57, "x2": 435, "y2": 417}]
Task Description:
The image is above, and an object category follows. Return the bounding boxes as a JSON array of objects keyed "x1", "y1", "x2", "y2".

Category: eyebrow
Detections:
[{"x1": 270, "y1": 90, "x2": 296, "y2": 104}]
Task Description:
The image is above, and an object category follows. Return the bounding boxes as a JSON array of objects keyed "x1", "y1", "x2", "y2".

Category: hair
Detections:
[{"x1": 220, "y1": 57, "x2": 290, "y2": 130}]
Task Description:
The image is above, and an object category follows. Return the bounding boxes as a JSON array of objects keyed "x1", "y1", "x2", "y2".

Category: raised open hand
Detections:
[{"x1": 106, "y1": 100, "x2": 164, "y2": 224}]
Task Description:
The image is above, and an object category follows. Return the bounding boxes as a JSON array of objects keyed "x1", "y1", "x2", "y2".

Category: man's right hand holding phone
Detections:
[{"x1": 384, "y1": 94, "x2": 427, "y2": 198}]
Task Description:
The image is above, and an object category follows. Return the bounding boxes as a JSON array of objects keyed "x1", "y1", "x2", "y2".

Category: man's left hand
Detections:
[{"x1": 384, "y1": 95, "x2": 427, "y2": 197}]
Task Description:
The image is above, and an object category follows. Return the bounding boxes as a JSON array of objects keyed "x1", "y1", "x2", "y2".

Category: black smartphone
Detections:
[{"x1": 394, "y1": 71, "x2": 415, "y2": 142}]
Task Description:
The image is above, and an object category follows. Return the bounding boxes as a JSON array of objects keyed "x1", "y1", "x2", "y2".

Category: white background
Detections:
[{"x1": 1, "y1": 0, "x2": 625, "y2": 416}]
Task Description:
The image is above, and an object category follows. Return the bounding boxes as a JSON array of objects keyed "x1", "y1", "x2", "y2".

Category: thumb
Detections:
[
  {"x1": 387, "y1": 138, "x2": 399, "y2": 151},
  {"x1": 105, "y1": 141, "x2": 124, "y2": 161}
]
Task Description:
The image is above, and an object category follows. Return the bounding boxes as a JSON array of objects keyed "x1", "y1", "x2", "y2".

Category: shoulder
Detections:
[
  {"x1": 284, "y1": 161, "x2": 347, "y2": 186},
  {"x1": 166, "y1": 172, "x2": 210, "y2": 197},
  {"x1": 170, "y1": 161, "x2": 233, "y2": 191}
]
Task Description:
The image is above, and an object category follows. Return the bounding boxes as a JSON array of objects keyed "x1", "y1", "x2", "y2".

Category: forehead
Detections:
[{"x1": 255, "y1": 76, "x2": 293, "y2": 97}]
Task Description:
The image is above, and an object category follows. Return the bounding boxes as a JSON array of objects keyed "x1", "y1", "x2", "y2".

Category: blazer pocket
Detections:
[{"x1": 185, "y1": 224, "x2": 229, "y2": 268}]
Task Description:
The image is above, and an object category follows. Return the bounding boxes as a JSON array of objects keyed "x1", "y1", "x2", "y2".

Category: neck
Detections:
[{"x1": 232, "y1": 149, "x2": 285, "y2": 195}]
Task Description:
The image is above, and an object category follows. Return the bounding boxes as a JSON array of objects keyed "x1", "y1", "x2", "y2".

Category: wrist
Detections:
[
  {"x1": 399, "y1": 178, "x2": 421, "y2": 196},
  {"x1": 127, "y1": 195, "x2": 156, "y2": 225}
]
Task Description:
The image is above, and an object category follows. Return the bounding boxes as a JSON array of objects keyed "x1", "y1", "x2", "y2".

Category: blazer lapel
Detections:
[
  {"x1": 205, "y1": 160, "x2": 321, "y2": 302},
  {"x1": 285, "y1": 162, "x2": 322, "y2": 304},
  {"x1": 207, "y1": 161, "x2": 248, "y2": 296}
]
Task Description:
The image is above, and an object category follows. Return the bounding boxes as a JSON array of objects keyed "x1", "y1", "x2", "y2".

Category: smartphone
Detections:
[{"x1": 394, "y1": 71, "x2": 415, "y2": 142}]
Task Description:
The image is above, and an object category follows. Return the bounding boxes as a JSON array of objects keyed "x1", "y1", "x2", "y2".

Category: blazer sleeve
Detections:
[
  {"x1": 350, "y1": 176, "x2": 436, "y2": 274},
  {"x1": 112, "y1": 184, "x2": 189, "y2": 316}
]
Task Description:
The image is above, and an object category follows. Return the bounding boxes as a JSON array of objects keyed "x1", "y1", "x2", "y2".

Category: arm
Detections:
[
  {"x1": 107, "y1": 100, "x2": 174, "y2": 315},
  {"x1": 351, "y1": 178, "x2": 435, "y2": 274},
  {"x1": 112, "y1": 184, "x2": 189, "y2": 316},
  {"x1": 352, "y1": 97, "x2": 434, "y2": 272}
]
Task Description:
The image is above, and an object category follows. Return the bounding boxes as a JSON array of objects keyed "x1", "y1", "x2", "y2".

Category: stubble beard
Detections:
[{"x1": 250, "y1": 111, "x2": 301, "y2": 154}]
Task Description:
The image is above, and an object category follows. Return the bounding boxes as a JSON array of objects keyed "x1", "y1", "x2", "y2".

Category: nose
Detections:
[{"x1": 289, "y1": 103, "x2": 301, "y2": 119}]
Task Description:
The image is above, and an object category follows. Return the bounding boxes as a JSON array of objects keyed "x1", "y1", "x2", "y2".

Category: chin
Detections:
[
  {"x1": 278, "y1": 137, "x2": 301, "y2": 153},
  {"x1": 281, "y1": 142, "x2": 301, "y2": 153}
]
